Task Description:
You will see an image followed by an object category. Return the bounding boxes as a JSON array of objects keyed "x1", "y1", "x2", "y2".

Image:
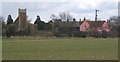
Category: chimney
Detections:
[
  {"x1": 67, "y1": 19, "x2": 69, "y2": 22},
  {"x1": 83, "y1": 17, "x2": 86, "y2": 21},
  {"x1": 79, "y1": 19, "x2": 81, "y2": 25},
  {"x1": 73, "y1": 18, "x2": 76, "y2": 21}
]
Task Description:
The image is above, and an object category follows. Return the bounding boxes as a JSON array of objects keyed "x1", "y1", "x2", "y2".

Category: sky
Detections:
[
  {"x1": 1, "y1": 0, "x2": 119, "y2": 23},
  {"x1": 118, "y1": 1, "x2": 120, "y2": 16}
]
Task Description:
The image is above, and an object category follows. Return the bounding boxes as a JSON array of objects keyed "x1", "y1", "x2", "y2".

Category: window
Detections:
[
  {"x1": 84, "y1": 26, "x2": 87, "y2": 28},
  {"x1": 104, "y1": 27, "x2": 107, "y2": 28}
]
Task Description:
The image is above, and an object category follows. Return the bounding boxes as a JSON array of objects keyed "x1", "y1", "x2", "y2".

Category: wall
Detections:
[{"x1": 80, "y1": 21, "x2": 90, "y2": 31}]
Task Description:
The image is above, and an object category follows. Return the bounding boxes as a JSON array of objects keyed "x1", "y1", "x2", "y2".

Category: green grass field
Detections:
[{"x1": 2, "y1": 37, "x2": 118, "y2": 60}]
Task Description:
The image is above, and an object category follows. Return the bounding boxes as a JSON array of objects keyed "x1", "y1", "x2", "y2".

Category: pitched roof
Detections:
[
  {"x1": 80, "y1": 19, "x2": 90, "y2": 24},
  {"x1": 80, "y1": 19, "x2": 106, "y2": 27},
  {"x1": 87, "y1": 21, "x2": 106, "y2": 27},
  {"x1": 14, "y1": 17, "x2": 19, "y2": 24}
]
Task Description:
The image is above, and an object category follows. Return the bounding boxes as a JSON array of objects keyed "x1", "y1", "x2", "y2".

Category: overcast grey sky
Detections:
[{"x1": 1, "y1": 0, "x2": 119, "y2": 23}]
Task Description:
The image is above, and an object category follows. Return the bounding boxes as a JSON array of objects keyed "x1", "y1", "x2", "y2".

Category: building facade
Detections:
[{"x1": 80, "y1": 19, "x2": 110, "y2": 32}]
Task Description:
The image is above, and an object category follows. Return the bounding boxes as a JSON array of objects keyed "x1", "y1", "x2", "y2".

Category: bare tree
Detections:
[
  {"x1": 50, "y1": 11, "x2": 73, "y2": 21},
  {"x1": 109, "y1": 16, "x2": 120, "y2": 37},
  {"x1": 109, "y1": 16, "x2": 120, "y2": 26},
  {"x1": 50, "y1": 14, "x2": 57, "y2": 20},
  {"x1": 59, "y1": 11, "x2": 73, "y2": 21},
  {"x1": 50, "y1": 12, "x2": 73, "y2": 37}
]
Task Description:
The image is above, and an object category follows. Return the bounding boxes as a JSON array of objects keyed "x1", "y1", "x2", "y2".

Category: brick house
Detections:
[{"x1": 80, "y1": 19, "x2": 110, "y2": 32}]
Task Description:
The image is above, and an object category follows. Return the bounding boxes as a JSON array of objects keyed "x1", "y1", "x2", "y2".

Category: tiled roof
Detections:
[
  {"x1": 14, "y1": 17, "x2": 19, "y2": 24},
  {"x1": 80, "y1": 20, "x2": 106, "y2": 27},
  {"x1": 87, "y1": 21, "x2": 106, "y2": 27}
]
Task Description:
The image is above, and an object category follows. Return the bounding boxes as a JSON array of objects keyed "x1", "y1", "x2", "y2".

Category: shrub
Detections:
[
  {"x1": 101, "y1": 30, "x2": 108, "y2": 38},
  {"x1": 93, "y1": 31, "x2": 102, "y2": 38},
  {"x1": 73, "y1": 31, "x2": 87, "y2": 38},
  {"x1": 80, "y1": 31, "x2": 87, "y2": 38}
]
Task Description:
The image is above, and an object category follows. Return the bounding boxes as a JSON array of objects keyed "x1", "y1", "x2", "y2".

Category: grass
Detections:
[{"x1": 2, "y1": 37, "x2": 118, "y2": 60}]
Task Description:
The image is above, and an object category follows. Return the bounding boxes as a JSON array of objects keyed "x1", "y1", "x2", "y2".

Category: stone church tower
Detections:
[
  {"x1": 18, "y1": 8, "x2": 27, "y2": 30},
  {"x1": 14, "y1": 8, "x2": 27, "y2": 31}
]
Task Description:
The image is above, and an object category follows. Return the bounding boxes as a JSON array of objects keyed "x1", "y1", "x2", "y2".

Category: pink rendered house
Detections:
[{"x1": 80, "y1": 20, "x2": 110, "y2": 32}]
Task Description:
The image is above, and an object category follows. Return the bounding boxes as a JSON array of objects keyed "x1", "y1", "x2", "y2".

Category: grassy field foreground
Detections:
[{"x1": 2, "y1": 38, "x2": 118, "y2": 60}]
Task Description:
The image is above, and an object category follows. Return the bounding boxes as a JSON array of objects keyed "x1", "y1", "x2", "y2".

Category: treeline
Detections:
[
  {"x1": 1, "y1": 14, "x2": 120, "y2": 38},
  {"x1": 51, "y1": 16, "x2": 120, "y2": 38},
  {"x1": 53, "y1": 28, "x2": 109, "y2": 38}
]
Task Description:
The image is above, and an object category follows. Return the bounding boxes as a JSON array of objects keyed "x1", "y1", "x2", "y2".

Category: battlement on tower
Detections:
[{"x1": 18, "y1": 8, "x2": 26, "y2": 13}]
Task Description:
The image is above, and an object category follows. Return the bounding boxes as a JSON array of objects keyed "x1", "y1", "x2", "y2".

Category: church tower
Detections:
[{"x1": 18, "y1": 8, "x2": 27, "y2": 31}]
